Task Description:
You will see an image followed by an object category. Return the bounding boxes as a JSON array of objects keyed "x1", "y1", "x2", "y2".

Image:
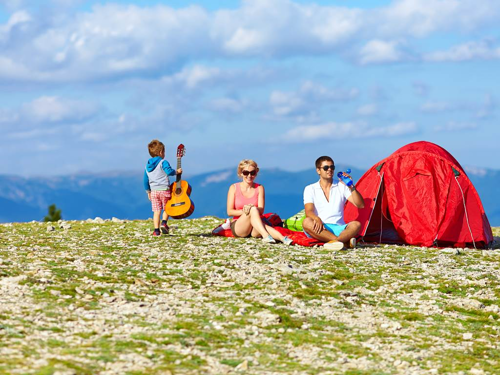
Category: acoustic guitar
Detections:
[{"x1": 165, "y1": 144, "x2": 195, "y2": 219}]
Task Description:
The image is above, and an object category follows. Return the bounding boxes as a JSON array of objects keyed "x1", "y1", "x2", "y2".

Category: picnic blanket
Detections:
[{"x1": 212, "y1": 214, "x2": 324, "y2": 247}]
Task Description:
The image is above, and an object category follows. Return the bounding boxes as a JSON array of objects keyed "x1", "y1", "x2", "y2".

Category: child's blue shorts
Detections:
[{"x1": 304, "y1": 223, "x2": 348, "y2": 238}]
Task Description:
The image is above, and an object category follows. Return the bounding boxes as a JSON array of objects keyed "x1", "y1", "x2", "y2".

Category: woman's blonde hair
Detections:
[{"x1": 237, "y1": 159, "x2": 259, "y2": 178}]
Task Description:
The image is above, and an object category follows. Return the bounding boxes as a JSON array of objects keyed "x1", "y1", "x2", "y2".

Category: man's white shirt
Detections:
[{"x1": 303, "y1": 180, "x2": 352, "y2": 225}]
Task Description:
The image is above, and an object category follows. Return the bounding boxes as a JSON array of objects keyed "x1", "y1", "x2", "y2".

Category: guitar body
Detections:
[
  {"x1": 165, "y1": 144, "x2": 194, "y2": 219},
  {"x1": 166, "y1": 180, "x2": 194, "y2": 219}
]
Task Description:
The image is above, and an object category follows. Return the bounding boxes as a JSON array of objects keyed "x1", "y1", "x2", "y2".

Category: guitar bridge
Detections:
[{"x1": 171, "y1": 202, "x2": 186, "y2": 207}]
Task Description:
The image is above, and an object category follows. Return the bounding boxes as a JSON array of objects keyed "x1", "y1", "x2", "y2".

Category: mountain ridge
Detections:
[{"x1": 1, "y1": 165, "x2": 499, "y2": 225}]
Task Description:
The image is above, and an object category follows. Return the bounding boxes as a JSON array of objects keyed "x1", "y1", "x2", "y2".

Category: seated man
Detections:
[{"x1": 303, "y1": 156, "x2": 365, "y2": 250}]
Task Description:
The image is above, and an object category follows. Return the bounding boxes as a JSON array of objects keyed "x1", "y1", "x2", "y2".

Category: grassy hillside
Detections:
[{"x1": 1, "y1": 218, "x2": 499, "y2": 374}]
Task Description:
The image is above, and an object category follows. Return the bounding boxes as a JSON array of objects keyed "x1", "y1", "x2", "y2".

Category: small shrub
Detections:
[{"x1": 44, "y1": 204, "x2": 62, "y2": 222}]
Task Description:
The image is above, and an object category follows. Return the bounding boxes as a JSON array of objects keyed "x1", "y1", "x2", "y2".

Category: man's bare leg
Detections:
[
  {"x1": 336, "y1": 221, "x2": 361, "y2": 245},
  {"x1": 302, "y1": 217, "x2": 337, "y2": 242},
  {"x1": 303, "y1": 218, "x2": 361, "y2": 246}
]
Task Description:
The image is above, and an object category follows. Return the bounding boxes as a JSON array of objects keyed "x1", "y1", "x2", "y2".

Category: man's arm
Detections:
[
  {"x1": 346, "y1": 186, "x2": 365, "y2": 208},
  {"x1": 304, "y1": 203, "x2": 324, "y2": 234},
  {"x1": 303, "y1": 185, "x2": 324, "y2": 234}
]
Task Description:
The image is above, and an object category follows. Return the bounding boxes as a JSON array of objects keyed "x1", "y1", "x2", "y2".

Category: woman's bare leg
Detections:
[
  {"x1": 233, "y1": 214, "x2": 253, "y2": 237},
  {"x1": 249, "y1": 207, "x2": 271, "y2": 238},
  {"x1": 265, "y1": 225, "x2": 286, "y2": 242}
]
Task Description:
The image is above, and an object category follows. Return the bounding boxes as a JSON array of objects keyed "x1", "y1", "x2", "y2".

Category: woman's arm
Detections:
[
  {"x1": 257, "y1": 185, "x2": 265, "y2": 215},
  {"x1": 227, "y1": 184, "x2": 244, "y2": 217}
]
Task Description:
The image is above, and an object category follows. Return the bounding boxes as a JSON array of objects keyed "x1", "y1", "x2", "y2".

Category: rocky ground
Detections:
[{"x1": 0, "y1": 217, "x2": 499, "y2": 374}]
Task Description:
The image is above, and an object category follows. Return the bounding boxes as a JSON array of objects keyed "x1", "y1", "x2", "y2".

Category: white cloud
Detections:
[
  {"x1": 80, "y1": 132, "x2": 107, "y2": 142},
  {"x1": 433, "y1": 121, "x2": 478, "y2": 132},
  {"x1": 379, "y1": 0, "x2": 500, "y2": 38},
  {"x1": 413, "y1": 82, "x2": 430, "y2": 97},
  {"x1": 21, "y1": 96, "x2": 99, "y2": 124},
  {"x1": 464, "y1": 166, "x2": 488, "y2": 177},
  {"x1": 158, "y1": 64, "x2": 283, "y2": 93},
  {"x1": 357, "y1": 104, "x2": 378, "y2": 116},
  {"x1": 0, "y1": 10, "x2": 30, "y2": 39},
  {"x1": 359, "y1": 40, "x2": 407, "y2": 64},
  {"x1": 162, "y1": 65, "x2": 222, "y2": 89},
  {"x1": 282, "y1": 121, "x2": 417, "y2": 142},
  {"x1": 201, "y1": 170, "x2": 232, "y2": 187},
  {"x1": 420, "y1": 96, "x2": 495, "y2": 116},
  {"x1": 425, "y1": 40, "x2": 500, "y2": 62},
  {"x1": 270, "y1": 91, "x2": 305, "y2": 117},
  {"x1": 224, "y1": 28, "x2": 266, "y2": 55},
  {"x1": 420, "y1": 101, "x2": 452, "y2": 113},
  {"x1": 270, "y1": 80, "x2": 358, "y2": 117},
  {"x1": 476, "y1": 94, "x2": 496, "y2": 119},
  {"x1": 1, "y1": 0, "x2": 499, "y2": 83},
  {"x1": 216, "y1": 0, "x2": 363, "y2": 57},
  {"x1": 7, "y1": 127, "x2": 59, "y2": 140},
  {"x1": 35, "y1": 142, "x2": 57, "y2": 152},
  {"x1": 0, "y1": 108, "x2": 19, "y2": 125},
  {"x1": 0, "y1": 0, "x2": 26, "y2": 10},
  {"x1": 209, "y1": 97, "x2": 246, "y2": 113}
]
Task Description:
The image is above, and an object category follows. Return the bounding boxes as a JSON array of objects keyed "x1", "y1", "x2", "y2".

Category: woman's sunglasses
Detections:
[
  {"x1": 321, "y1": 165, "x2": 335, "y2": 171},
  {"x1": 242, "y1": 170, "x2": 257, "y2": 176}
]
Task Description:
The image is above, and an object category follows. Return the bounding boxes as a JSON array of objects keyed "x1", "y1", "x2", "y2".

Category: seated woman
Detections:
[{"x1": 227, "y1": 159, "x2": 292, "y2": 245}]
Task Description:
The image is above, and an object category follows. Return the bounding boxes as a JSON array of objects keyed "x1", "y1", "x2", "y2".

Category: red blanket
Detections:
[{"x1": 212, "y1": 220, "x2": 324, "y2": 247}]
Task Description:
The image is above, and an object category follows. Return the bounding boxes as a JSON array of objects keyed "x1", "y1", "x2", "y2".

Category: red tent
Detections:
[{"x1": 345, "y1": 141, "x2": 493, "y2": 248}]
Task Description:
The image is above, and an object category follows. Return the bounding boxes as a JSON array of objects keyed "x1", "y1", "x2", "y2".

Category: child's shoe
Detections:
[
  {"x1": 282, "y1": 236, "x2": 293, "y2": 246},
  {"x1": 161, "y1": 223, "x2": 169, "y2": 234},
  {"x1": 262, "y1": 235, "x2": 276, "y2": 244},
  {"x1": 153, "y1": 229, "x2": 161, "y2": 236}
]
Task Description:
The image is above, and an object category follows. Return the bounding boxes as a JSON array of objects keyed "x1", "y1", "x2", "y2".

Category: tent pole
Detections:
[
  {"x1": 362, "y1": 171, "x2": 384, "y2": 243},
  {"x1": 455, "y1": 175, "x2": 477, "y2": 249}
]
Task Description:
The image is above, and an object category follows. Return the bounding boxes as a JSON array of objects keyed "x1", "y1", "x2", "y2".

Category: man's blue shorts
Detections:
[{"x1": 304, "y1": 223, "x2": 348, "y2": 238}]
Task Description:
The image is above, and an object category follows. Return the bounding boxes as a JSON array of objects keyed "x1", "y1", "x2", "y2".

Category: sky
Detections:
[{"x1": 0, "y1": 0, "x2": 499, "y2": 177}]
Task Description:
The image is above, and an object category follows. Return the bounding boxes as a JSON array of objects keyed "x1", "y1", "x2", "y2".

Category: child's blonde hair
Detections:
[{"x1": 148, "y1": 139, "x2": 165, "y2": 157}]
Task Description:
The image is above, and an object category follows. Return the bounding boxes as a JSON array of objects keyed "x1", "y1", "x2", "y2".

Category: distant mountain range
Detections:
[{"x1": 1, "y1": 165, "x2": 499, "y2": 226}]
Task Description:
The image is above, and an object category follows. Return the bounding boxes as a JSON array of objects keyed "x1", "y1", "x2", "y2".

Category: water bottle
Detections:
[{"x1": 337, "y1": 168, "x2": 353, "y2": 187}]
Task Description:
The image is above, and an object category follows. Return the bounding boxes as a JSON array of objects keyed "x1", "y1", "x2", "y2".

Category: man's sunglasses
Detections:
[
  {"x1": 242, "y1": 170, "x2": 257, "y2": 176},
  {"x1": 321, "y1": 165, "x2": 335, "y2": 171}
]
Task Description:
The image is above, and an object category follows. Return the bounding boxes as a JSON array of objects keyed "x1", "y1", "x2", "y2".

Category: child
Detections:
[{"x1": 144, "y1": 139, "x2": 182, "y2": 236}]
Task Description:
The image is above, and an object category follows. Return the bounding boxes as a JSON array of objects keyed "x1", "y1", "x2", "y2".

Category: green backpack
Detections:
[{"x1": 283, "y1": 209, "x2": 306, "y2": 232}]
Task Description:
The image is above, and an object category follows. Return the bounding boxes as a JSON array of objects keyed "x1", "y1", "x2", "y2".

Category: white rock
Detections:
[
  {"x1": 485, "y1": 305, "x2": 500, "y2": 314},
  {"x1": 441, "y1": 247, "x2": 460, "y2": 254},
  {"x1": 463, "y1": 332, "x2": 473, "y2": 340},
  {"x1": 235, "y1": 360, "x2": 248, "y2": 371},
  {"x1": 254, "y1": 310, "x2": 280, "y2": 327}
]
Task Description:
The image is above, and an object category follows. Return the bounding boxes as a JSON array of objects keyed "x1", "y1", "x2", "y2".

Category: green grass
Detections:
[{"x1": 0, "y1": 219, "x2": 499, "y2": 374}]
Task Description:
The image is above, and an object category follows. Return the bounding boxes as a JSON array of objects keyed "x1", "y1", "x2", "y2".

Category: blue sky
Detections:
[{"x1": 0, "y1": 0, "x2": 499, "y2": 177}]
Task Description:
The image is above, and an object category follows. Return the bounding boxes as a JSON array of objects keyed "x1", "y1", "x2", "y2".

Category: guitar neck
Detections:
[{"x1": 176, "y1": 156, "x2": 182, "y2": 183}]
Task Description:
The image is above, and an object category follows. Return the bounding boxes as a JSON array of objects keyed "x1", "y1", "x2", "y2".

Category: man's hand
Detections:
[
  {"x1": 311, "y1": 216, "x2": 324, "y2": 234},
  {"x1": 338, "y1": 171, "x2": 353, "y2": 187},
  {"x1": 176, "y1": 168, "x2": 183, "y2": 175},
  {"x1": 147, "y1": 192, "x2": 151, "y2": 201}
]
